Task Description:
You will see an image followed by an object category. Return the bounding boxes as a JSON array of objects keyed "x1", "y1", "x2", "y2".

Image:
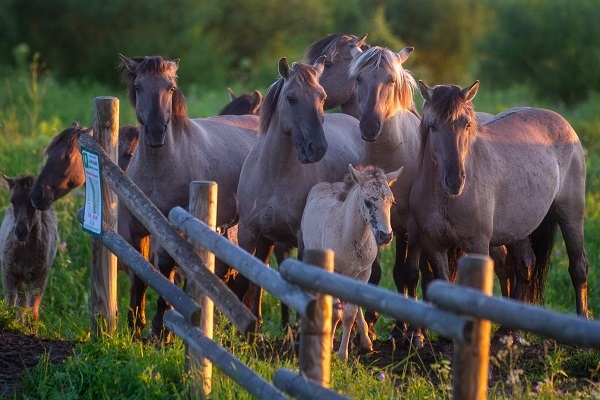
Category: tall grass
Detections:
[{"x1": 1, "y1": 61, "x2": 600, "y2": 399}]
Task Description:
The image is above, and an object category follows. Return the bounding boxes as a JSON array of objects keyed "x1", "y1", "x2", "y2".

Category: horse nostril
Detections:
[{"x1": 377, "y1": 231, "x2": 393, "y2": 245}]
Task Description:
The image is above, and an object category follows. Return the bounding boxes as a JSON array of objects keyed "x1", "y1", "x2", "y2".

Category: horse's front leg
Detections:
[
  {"x1": 251, "y1": 237, "x2": 275, "y2": 330},
  {"x1": 273, "y1": 242, "x2": 294, "y2": 329},
  {"x1": 148, "y1": 248, "x2": 177, "y2": 343},
  {"x1": 363, "y1": 249, "x2": 382, "y2": 341},
  {"x1": 127, "y1": 222, "x2": 150, "y2": 341}
]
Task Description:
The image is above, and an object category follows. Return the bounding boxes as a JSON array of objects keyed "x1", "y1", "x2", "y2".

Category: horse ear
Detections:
[
  {"x1": 396, "y1": 47, "x2": 414, "y2": 64},
  {"x1": 3, "y1": 174, "x2": 13, "y2": 189},
  {"x1": 349, "y1": 164, "x2": 365, "y2": 185},
  {"x1": 227, "y1": 88, "x2": 237, "y2": 101},
  {"x1": 313, "y1": 55, "x2": 326, "y2": 75},
  {"x1": 349, "y1": 44, "x2": 363, "y2": 59},
  {"x1": 251, "y1": 90, "x2": 263, "y2": 111},
  {"x1": 278, "y1": 57, "x2": 290, "y2": 79},
  {"x1": 386, "y1": 166, "x2": 404, "y2": 187},
  {"x1": 355, "y1": 33, "x2": 368, "y2": 48},
  {"x1": 167, "y1": 58, "x2": 180, "y2": 74},
  {"x1": 119, "y1": 54, "x2": 138, "y2": 73},
  {"x1": 463, "y1": 81, "x2": 480, "y2": 102},
  {"x1": 418, "y1": 80, "x2": 432, "y2": 102},
  {"x1": 71, "y1": 121, "x2": 79, "y2": 128}
]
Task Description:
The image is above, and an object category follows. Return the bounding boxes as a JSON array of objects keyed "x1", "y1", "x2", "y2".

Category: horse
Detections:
[
  {"x1": 407, "y1": 81, "x2": 588, "y2": 325},
  {"x1": 218, "y1": 88, "x2": 262, "y2": 116},
  {"x1": 119, "y1": 54, "x2": 260, "y2": 341},
  {"x1": 301, "y1": 164, "x2": 403, "y2": 360},
  {"x1": 30, "y1": 122, "x2": 141, "y2": 211},
  {"x1": 235, "y1": 56, "x2": 365, "y2": 327},
  {"x1": 0, "y1": 174, "x2": 58, "y2": 327}
]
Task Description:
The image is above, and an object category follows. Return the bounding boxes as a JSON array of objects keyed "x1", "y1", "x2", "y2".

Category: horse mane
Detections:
[
  {"x1": 119, "y1": 56, "x2": 189, "y2": 132},
  {"x1": 260, "y1": 62, "x2": 322, "y2": 134},
  {"x1": 303, "y1": 33, "x2": 371, "y2": 63},
  {"x1": 418, "y1": 84, "x2": 479, "y2": 165},
  {"x1": 348, "y1": 46, "x2": 417, "y2": 113},
  {"x1": 44, "y1": 124, "x2": 90, "y2": 156},
  {"x1": 337, "y1": 165, "x2": 385, "y2": 202}
]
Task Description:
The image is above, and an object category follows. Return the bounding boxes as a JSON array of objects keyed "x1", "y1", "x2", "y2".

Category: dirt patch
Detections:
[{"x1": 0, "y1": 331, "x2": 78, "y2": 397}]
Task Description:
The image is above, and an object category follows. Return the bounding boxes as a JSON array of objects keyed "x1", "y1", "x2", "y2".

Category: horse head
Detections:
[
  {"x1": 418, "y1": 80, "x2": 479, "y2": 197},
  {"x1": 275, "y1": 56, "x2": 328, "y2": 163},
  {"x1": 30, "y1": 122, "x2": 87, "y2": 210},
  {"x1": 5, "y1": 174, "x2": 38, "y2": 242},
  {"x1": 120, "y1": 54, "x2": 181, "y2": 148},
  {"x1": 350, "y1": 164, "x2": 403, "y2": 246},
  {"x1": 349, "y1": 46, "x2": 416, "y2": 141},
  {"x1": 303, "y1": 33, "x2": 370, "y2": 114}
]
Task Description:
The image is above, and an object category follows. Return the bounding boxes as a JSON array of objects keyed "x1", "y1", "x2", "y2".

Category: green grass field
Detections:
[{"x1": 1, "y1": 64, "x2": 600, "y2": 399}]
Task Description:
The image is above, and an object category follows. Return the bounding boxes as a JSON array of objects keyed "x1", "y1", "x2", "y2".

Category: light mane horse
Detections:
[
  {"x1": 119, "y1": 54, "x2": 260, "y2": 341},
  {"x1": 235, "y1": 57, "x2": 364, "y2": 324},
  {"x1": 301, "y1": 164, "x2": 402, "y2": 360},
  {"x1": 407, "y1": 81, "x2": 589, "y2": 320},
  {"x1": 1, "y1": 174, "x2": 58, "y2": 326}
]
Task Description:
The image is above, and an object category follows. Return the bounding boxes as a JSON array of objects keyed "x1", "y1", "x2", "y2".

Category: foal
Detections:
[
  {"x1": 301, "y1": 164, "x2": 402, "y2": 360},
  {"x1": 0, "y1": 174, "x2": 58, "y2": 326}
]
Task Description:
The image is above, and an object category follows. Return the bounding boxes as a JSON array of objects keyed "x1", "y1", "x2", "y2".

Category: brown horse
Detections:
[
  {"x1": 1, "y1": 174, "x2": 58, "y2": 326},
  {"x1": 218, "y1": 88, "x2": 263, "y2": 116},
  {"x1": 119, "y1": 54, "x2": 260, "y2": 341},
  {"x1": 235, "y1": 57, "x2": 365, "y2": 325},
  {"x1": 408, "y1": 81, "x2": 588, "y2": 321},
  {"x1": 301, "y1": 164, "x2": 402, "y2": 360},
  {"x1": 30, "y1": 122, "x2": 141, "y2": 211}
]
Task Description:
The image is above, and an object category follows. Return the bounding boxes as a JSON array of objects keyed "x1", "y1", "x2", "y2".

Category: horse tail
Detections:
[{"x1": 527, "y1": 212, "x2": 559, "y2": 304}]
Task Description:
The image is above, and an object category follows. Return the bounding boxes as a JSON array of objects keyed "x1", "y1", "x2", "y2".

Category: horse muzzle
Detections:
[
  {"x1": 14, "y1": 225, "x2": 29, "y2": 242},
  {"x1": 359, "y1": 119, "x2": 382, "y2": 142},
  {"x1": 375, "y1": 230, "x2": 393, "y2": 246},
  {"x1": 297, "y1": 140, "x2": 328, "y2": 164},
  {"x1": 144, "y1": 124, "x2": 167, "y2": 148}
]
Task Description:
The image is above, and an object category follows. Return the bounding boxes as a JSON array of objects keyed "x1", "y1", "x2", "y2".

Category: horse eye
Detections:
[
  {"x1": 356, "y1": 76, "x2": 362, "y2": 84},
  {"x1": 170, "y1": 86, "x2": 176, "y2": 93},
  {"x1": 286, "y1": 95, "x2": 296, "y2": 105},
  {"x1": 134, "y1": 85, "x2": 140, "y2": 93},
  {"x1": 429, "y1": 123, "x2": 437, "y2": 132},
  {"x1": 466, "y1": 121, "x2": 473, "y2": 129},
  {"x1": 324, "y1": 61, "x2": 333, "y2": 68},
  {"x1": 389, "y1": 80, "x2": 396, "y2": 86}
]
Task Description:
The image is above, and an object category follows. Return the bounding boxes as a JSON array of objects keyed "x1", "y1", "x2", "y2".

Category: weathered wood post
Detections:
[
  {"x1": 453, "y1": 254, "x2": 494, "y2": 400},
  {"x1": 298, "y1": 248, "x2": 333, "y2": 388},
  {"x1": 90, "y1": 96, "x2": 119, "y2": 337},
  {"x1": 186, "y1": 181, "x2": 217, "y2": 398}
]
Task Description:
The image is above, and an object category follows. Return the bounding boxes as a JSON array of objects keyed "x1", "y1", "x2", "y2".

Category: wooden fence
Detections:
[{"x1": 79, "y1": 97, "x2": 600, "y2": 400}]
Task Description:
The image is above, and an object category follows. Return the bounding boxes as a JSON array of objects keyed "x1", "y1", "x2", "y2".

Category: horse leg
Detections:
[
  {"x1": 399, "y1": 231, "x2": 426, "y2": 347},
  {"x1": 249, "y1": 237, "x2": 275, "y2": 330},
  {"x1": 148, "y1": 248, "x2": 176, "y2": 343},
  {"x1": 355, "y1": 304, "x2": 373, "y2": 353},
  {"x1": 489, "y1": 245, "x2": 512, "y2": 298},
  {"x1": 127, "y1": 234, "x2": 150, "y2": 341},
  {"x1": 331, "y1": 298, "x2": 343, "y2": 351},
  {"x1": 338, "y1": 302, "x2": 359, "y2": 361},
  {"x1": 363, "y1": 250, "x2": 381, "y2": 341},
  {"x1": 274, "y1": 242, "x2": 293, "y2": 329},
  {"x1": 390, "y1": 234, "x2": 409, "y2": 338}
]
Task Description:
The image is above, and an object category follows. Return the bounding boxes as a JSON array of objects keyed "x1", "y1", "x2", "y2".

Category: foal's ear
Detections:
[
  {"x1": 463, "y1": 81, "x2": 480, "y2": 102},
  {"x1": 355, "y1": 33, "x2": 368, "y2": 49},
  {"x1": 278, "y1": 57, "x2": 291, "y2": 79},
  {"x1": 386, "y1": 166, "x2": 404, "y2": 187},
  {"x1": 2, "y1": 174, "x2": 13, "y2": 189},
  {"x1": 418, "y1": 80, "x2": 432, "y2": 102},
  {"x1": 349, "y1": 164, "x2": 365, "y2": 185}
]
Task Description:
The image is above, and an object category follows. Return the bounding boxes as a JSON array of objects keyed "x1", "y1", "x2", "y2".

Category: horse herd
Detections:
[{"x1": 0, "y1": 33, "x2": 589, "y2": 361}]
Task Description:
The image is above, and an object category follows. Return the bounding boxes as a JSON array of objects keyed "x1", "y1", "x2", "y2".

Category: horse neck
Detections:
[
  {"x1": 363, "y1": 110, "x2": 420, "y2": 171},
  {"x1": 136, "y1": 120, "x2": 198, "y2": 164},
  {"x1": 339, "y1": 97, "x2": 360, "y2": 119}
]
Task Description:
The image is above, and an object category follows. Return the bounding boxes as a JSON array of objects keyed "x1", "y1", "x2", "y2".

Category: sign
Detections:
[{"x1": 81, "y1": 147, "x2": 102, "y2": 236}]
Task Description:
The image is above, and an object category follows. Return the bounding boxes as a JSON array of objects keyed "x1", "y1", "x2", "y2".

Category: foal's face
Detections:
[{"x1": 6, "y1": 176, "x2": 37, "y2": 242}]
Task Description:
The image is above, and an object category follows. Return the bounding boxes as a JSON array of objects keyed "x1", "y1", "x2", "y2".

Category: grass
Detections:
[{"x1": 1, "y1": 61, "x2": 600, "y2": 399}]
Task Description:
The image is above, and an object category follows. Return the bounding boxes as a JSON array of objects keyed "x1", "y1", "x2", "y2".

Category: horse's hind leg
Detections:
[
  {"x1": 274, "y1": 242, "x2": 293, "y2": 329},
  {"x1": 250, "y1": 237, "x2": 274, "y2": 331},
  {"x1": 363, "y1": 250, "x2": 381, "y2": 341}
]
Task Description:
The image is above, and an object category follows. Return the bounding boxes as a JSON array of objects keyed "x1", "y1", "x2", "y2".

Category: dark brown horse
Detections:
[
  {"x1": 218, "y1": 88, "x2": 262, "y2": 116},
  {"x1": 30, "y1": 122, "x2": 140, "y2": 211},
  {"x1": 119, "y1": 54, "x2": 260, "y2": 341},
  {"x1": 408, "y1": 81, "x2": 588, "y2": 322}
]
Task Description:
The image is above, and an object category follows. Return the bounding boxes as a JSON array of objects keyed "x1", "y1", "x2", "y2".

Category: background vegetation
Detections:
[{"x1": 1, "y1": 0, "x2": 600, "y2": 398}]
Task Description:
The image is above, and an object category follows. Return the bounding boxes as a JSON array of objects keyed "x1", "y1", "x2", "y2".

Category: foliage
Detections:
[{"x1": 478, "y1": 0, "x2": 600, "y2": 105}]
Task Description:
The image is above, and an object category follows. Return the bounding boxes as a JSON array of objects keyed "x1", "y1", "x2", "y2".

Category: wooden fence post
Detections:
[
  {"x1": 90, "y1": 96, "x2": 119, "y2": 337},
  {"x1": 186, "y1": 181, "x2": 217, "y2": 398},
  {"x1": 453, "y1": 254, "x2": 494, "y2": 400},
  {"x1": 298, "y1": 248, "x2": 333, "y2": 388}
]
